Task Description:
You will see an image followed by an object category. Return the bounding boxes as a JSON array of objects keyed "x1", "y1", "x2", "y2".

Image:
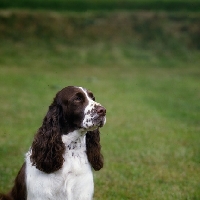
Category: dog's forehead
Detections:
[
  {"x1": 56, "y1": 86, "x2": 76, "y2": 100},
  {"x1": 57, "y1": 86, "x2": 93, "y2": 100}
]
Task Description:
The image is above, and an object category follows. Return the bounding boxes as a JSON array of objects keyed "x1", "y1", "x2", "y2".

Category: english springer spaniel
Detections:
[{"x1": 0, "y1": 86, "x2": 106, "y2": 200}]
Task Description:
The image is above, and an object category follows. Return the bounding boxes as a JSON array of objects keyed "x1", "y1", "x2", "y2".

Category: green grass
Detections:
[{"x1": 0, "y1": 38, "x2": 200, "y2": 199}]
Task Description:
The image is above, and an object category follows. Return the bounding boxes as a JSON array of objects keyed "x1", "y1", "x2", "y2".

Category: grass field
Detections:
[
  {"x1": 0, "y1": 3, "x2": 200, "y2": 198},
  {"x1": 0, "y1": 38, "x2": 200, "y2": 199}
]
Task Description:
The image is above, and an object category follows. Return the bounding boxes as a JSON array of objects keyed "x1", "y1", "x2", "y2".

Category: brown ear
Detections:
[
  {"x1": 86, "y1": 129, "x2": 104, "y2": 171},
  {"x1": 30, "y1": 99, "x2": 65, "y2": 173}
]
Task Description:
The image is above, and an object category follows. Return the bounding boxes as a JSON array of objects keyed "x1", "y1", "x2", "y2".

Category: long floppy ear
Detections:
[
  {"x1": 86, "y1": 128, "x2": 104, "y2": 171},
  {"x1": 30, "y1": 98, "x2": 65, "y2": 174}
]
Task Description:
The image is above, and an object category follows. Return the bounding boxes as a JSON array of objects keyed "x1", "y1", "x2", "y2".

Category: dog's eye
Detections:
[
  {"x1": 90, "y1": 94, "x2": 95, "y2": 101},
  {"x1": 73, "y1": 96, "x2": 83, "y2": 102},
  {"x1": 87, "y1": 92, "x2": 95, "y2": 101}
]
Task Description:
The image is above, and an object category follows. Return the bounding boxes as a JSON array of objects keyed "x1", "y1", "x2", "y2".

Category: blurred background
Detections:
[{"x1": 0, "y1": 1, "x2": 200, "y2": 199}]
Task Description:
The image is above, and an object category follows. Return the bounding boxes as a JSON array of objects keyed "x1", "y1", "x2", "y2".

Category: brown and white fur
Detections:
[{"x1": 0, "y1": 86, "x2": 106, "y2": 200}]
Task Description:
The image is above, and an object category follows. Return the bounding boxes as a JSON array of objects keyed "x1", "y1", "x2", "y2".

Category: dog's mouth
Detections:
[{"x1": 93, "y1": 115, "x2": 106, "y2": 128}]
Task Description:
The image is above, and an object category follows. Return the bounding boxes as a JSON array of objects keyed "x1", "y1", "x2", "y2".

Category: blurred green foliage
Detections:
[
  {"x1": 0, "y1": 11, "x2": 200, "y2": 51},
  {"x1": 0, "y1": 0, "x2": 200, "y2": 12}
]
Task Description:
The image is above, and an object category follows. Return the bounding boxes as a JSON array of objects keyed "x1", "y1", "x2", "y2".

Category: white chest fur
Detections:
[{"x1": 26, "y1": 131, "x2": 94, "y2": 200}]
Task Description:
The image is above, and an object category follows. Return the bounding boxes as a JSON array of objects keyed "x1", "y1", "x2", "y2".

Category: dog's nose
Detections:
[{"x1": 96, "y1": 106, "x2": 106, "y2": 116}]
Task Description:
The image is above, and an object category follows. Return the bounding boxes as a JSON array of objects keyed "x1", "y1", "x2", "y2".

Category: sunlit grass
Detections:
[{"x1": 0, "y1": 40, "x2": 200, "y2": 199}]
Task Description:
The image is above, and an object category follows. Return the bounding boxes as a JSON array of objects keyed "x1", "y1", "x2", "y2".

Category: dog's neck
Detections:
[{"x1": 62, "y1": 130, "x2": 87, "y2": 151}]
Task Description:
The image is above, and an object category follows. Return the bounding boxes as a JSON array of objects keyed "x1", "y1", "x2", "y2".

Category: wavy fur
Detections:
[
  {"x1": 30, "y1": 98, "x2": 65, "y2": 174},
  {"x1": 86, "y1": 129, "x2": 104, "y2": 171}
]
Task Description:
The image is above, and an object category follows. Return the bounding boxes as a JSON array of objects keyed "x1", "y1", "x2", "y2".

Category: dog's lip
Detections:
[
  {"x1": 98, "y1": 121, "x2": 104, "y2": 128},
  {"x1": 95, "y1": 116, "x2": 106, "y2": 127}
]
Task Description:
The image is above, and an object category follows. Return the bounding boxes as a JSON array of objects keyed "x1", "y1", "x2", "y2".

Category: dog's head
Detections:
[{"x1": 57, "y1": 86, "x2": 106, "y2": 133}]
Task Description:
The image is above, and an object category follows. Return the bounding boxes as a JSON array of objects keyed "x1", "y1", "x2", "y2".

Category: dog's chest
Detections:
[
  {"x1": 59, "y1": 135, "x2": 94, "y2": 199},
  {"x1": 62, "y1": 137, "x2": 91, "y2": 175},
  {"x1": 26, "y1": 133, "x2": 93, "y2": 200}
]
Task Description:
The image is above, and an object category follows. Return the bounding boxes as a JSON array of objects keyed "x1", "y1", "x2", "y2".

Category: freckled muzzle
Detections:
[{"x1": 82, "y1": 104, "x2": 106, "y2": 130}]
